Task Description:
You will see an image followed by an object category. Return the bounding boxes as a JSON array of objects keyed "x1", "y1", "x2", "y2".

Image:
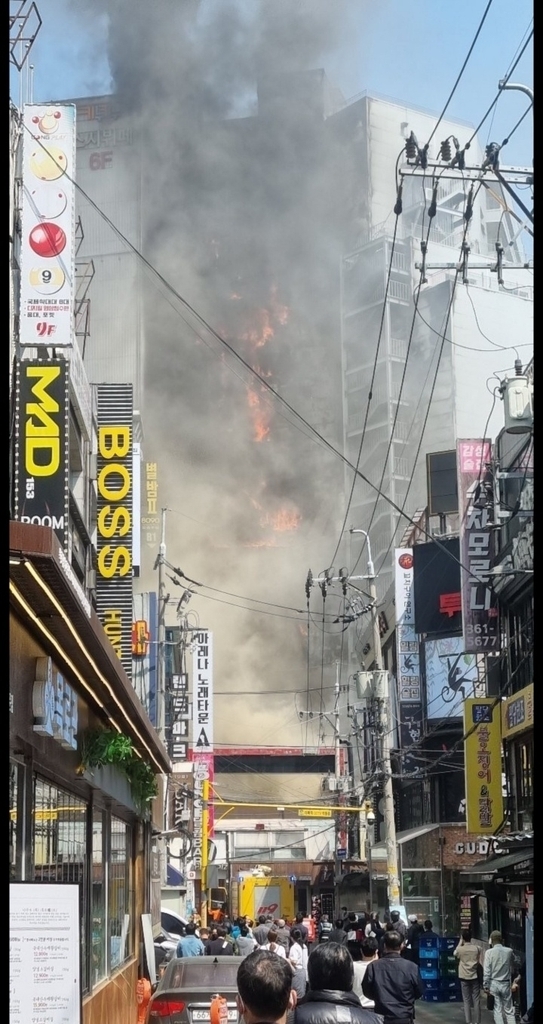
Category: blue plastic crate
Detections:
[
  {"x1": 420, "y1": 935, "x2": 439, "y2": 950},
  {"x1": 423, "y1": 993, "x2": 440, "y2": 1002},
  {"x1": 440, "y1": 978, "x2": 461, "y2": 993},
  {"x1": 421, "y1": 946, "x2": 438, "y2": 959},
  {"x1": 422, "y1": 980, "x2": 440, "y2": 992},
  {"x1": 440, "y1": 936, "x2": 458, "y2": 952},
  {"x1": 420, "y1": 968, "x2": 439, "y2": 981},
  {"x1": 421, "y1": 957, "x2": 441, "y2": 972}
]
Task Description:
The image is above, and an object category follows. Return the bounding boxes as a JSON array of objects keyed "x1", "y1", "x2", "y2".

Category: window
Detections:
[
  {"x1": 109, "y1": 816, "x2": 131, "y2": 969},
  {"x1": 92, "y1": 809, "x2": 106, "y2": 985},
  {"x1": 32, "y1": 778, "x2": 88, "y2": 987},
  {"x1": 10, "y1": 761, "x2": 24, "y2": 881}
]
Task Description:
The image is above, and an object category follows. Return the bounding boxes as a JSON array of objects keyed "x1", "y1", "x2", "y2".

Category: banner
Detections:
[
  {"x1": 424, "y1": 637, "x2": 482, "y2": 720},
  {"x1": 394, "y1": 549, "x2": 423, "y2": 774},
  {"x1": 464, "y1": 698, "x2": 503, "y2": 834},
  {"x1": 95, "y1": 384, "x2": 134, "y2": 677},
  {"x1": 20, "y1": 104, "x2": 76, "y2": 347},
  {"x1": 13, "y1": 358, "x2": 70, "y2": 550},
  {"x1": 457, "y1": 440, "x2": 499, "y2": 653},
  {"x1": 191, "y1": 631, "x2": 214, "y2": 867}
]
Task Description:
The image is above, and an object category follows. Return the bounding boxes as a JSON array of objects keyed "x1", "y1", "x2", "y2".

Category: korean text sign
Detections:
[
  {"x1": 457, "y1": 440, "x2": 499, "y2": 653},
  {"x1": 464, "y1": 698, "x2": 503, "y2": 834}
]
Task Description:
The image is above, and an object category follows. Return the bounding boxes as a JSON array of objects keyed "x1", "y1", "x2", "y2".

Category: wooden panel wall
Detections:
[{"x1": 83, "y1": 959, "x2": 137, "y2": 1024}]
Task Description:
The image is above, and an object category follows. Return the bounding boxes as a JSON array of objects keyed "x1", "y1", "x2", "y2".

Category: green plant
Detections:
[{"x1": 78, "y1": 729, "x2": 158, "y2": 814}]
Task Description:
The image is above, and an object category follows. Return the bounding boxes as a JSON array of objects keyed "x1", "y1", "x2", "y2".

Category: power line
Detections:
[
  {"x1": 425, "y1": 0, "x2": 495, "y2": 149},
  {"x1": 464, "y1": 29, "x2": 533, "y2": 150}
]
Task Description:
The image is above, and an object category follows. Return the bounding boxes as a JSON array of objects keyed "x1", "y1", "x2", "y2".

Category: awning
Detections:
[
  {"x1": 166, "y1": 863, "x2": 185, "y2": 887},
  {"x1": 370, "y1": 824, "x2": 438, "y2": 861},
  {"x1": 460, "y1": 847, "x2": 533, "y2": 877},
  {"x1": 10, "y1": 521, "x2": 170, "y2": 774}
]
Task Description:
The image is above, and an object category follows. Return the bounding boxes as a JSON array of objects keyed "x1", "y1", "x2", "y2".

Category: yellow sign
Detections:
[
  {"x1": 299, "y1": 808, "x2": 332, "y2": 818},
  {"x1": 501, "y1": 683, "x2": 534, "y2": 739},
  {"x1": 464, "y1": 699, "x2": 503, "y2": 834}
]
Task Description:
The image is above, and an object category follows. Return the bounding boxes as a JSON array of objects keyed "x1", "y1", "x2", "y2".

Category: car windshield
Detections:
[{"x1": 170, "y1": 961, "x2": 240, "y2": 989}]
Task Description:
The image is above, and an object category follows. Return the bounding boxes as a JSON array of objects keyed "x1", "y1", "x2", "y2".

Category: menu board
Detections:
[{"x1": 10, "y1": 883, "x2": 81, "y2": 1024}]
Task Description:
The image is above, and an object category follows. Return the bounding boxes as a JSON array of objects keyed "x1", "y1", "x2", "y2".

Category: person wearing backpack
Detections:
[{"x1": 318, "y1": 914, "x2": 333, "y2": 943}]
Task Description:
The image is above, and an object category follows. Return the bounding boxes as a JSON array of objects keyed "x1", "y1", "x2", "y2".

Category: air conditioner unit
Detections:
[{"x1": 324, "y1": 777, "x2": 338, "y2": 792}]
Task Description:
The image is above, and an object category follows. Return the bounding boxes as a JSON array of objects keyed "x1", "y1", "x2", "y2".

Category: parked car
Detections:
[
  {"x1": 161, "y1": 908, "x2": 188, "y2": 940},
  {"x1": 147, "y1": 955, "x2": 244, "y2": 1022}
]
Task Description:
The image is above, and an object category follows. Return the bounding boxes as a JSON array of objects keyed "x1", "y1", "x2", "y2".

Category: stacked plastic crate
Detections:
[{"x1": 419, "y1": 935, "x2": 462, "y2": 1003}]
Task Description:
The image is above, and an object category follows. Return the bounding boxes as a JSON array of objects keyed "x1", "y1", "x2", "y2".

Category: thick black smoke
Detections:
[{"x1": 82, "y1": 0, "x2": 371, "y2": 742}]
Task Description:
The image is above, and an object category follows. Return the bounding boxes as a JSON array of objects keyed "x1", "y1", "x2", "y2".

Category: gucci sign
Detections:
[{"x1": 454, "y1": 841, "x2": 489, "y2": 856}]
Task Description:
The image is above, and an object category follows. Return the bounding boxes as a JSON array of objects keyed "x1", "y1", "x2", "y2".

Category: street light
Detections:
[{"x1": 366, "y1": 809, "x2": 375, "y2": 914}]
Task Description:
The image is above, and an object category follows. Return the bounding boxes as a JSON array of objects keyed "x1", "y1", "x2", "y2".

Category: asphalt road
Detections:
[{"x1": 414, "y1": 996, "x2": 498, "y2": 1023}]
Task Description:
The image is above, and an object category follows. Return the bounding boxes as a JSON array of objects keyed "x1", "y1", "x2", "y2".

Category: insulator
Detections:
[
  {"x1": 440, "y1": 138, "x2": 452, "y2": 162},
  {"x1": 405, "y1": 131, "x2": 418, "y2": 160}
]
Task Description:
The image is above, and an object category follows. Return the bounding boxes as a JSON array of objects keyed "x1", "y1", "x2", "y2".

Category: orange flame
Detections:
[
  {"x1": 260, "y1": 508, "x2": 302, "y2": 532},
  {"x1": 242, "y1": 308, "x2": 275, "y2": 349},
  {"x1": 247, "y1": 389, "x2": 271, "y2": 442}
]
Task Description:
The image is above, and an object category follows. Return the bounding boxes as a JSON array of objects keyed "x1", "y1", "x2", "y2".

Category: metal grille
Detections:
[{"x1": 32, "y1": 776, "x2": 87, "y2": 882}]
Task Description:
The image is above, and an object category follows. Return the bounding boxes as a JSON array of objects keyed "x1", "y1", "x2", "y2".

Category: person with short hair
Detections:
[
  {"x1": 389, "y1": 912, "x2": 406, "y2": 942},
  {"x1": 353, "y1": 936, "x2": 382, "y2": 1017},
  {"x1": 176, "y1": 921, "x2": 205, "y2": 958},
  {"x1": 237, "y1": 924, "x2": 258, "y2": 957},
  {"x1": 237, "y1": 949, "x2": 297, "y2": 1024},
  {"x1": 254, "y1": 914, "x2": 273, "y2": 946},
  {"x1": 329, "y1": 919, "x2": 348, "y2": 945},
  {"x1": 294, "y1": 913, "x2": 309, "y2": 945},
  {"x1": 262, "y1": 930, "x2": 288, "y2": 959},
  {"x1": 422, "y1": 919, "x2": 439, "y2": 938},
  {"x1": 482, "y1": 931, "x2": 517, "y2": 1024},
  {"x1": 294, "y1": 941, "x2": 382, "y2": 1023},
  {"x1": 288, "y1": 928, "x2": 309, "y2": 1003},
  {"x1": 204, "y1": 925, "x2": 235, "y2": 956},
  {"x1": 318, "y1": 914, "x2": 333, "y2": 943},
  {"x1": 276, "y1": 919, "x2": 291, "y2": 952},
  {"x1": 362, "y1": 930, "x2": 423, "y2": 1024},
  {"x1": 454, "y1": 929, "x2": 481, "y2": 1024}
]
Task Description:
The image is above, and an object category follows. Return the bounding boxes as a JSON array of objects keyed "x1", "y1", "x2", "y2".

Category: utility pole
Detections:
[
  {"x1": 155, "y1": 507, "x2": 168, "y2": 885},
  {"x1": 333, "y1": 661, "x2": 341, "y2": 917},
  {"x1": 350, "y1": 529, "x2": 401, "y2": 907}
]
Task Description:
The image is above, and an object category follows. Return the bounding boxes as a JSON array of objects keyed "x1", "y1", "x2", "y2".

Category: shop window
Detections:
[
  {"x1": 10, "y1": 761, "x2": 25, "y2": 881},
  {"x1": 32, "y1": 778, "x2": 88, "y2": 988},
  {"x1": 109, "y1": 816, "x2": 132, "y2": 969},
  {"x1": 92, "y1": 809, "x2": 107, "y2": 985}
]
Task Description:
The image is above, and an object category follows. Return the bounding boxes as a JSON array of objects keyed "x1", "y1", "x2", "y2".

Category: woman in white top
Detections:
[
  {"x1": 288, "y1": 928, "x2": 308, "y2": 1003},
  {"x1": 261, "y1": 930, "x2": 287, "y2": 959}
]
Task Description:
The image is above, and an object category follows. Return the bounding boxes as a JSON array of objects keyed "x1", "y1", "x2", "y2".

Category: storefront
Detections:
[
  {"x1": 10, "y1": 522, "x2": 170, "y2": 1024},
  {"x1": 460, "y1": 838, "x2": 533, "y2": 1013}
]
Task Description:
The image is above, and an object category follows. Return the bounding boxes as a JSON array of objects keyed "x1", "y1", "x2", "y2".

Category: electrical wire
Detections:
[
  {"x1": 425, "y1": 0, "x2": 495, "y2": 149},
  {"x1": 328, "y1": 200, "x2": 402, "y2": 570},
  {"x1": 464, "y1": 30, "x2": 533, "y2": 150}
]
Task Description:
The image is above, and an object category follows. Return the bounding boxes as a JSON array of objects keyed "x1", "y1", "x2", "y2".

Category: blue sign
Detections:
[
  {"x1": 337, "y1": 848, "x2": 347, "y2": 858},
  {"x1": 289, "y1": 875, "x2": 297, "y2": 883}
]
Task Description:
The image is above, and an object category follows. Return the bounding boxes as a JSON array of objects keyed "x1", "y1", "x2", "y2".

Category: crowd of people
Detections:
[{"x1": 167, "y1": 906, "x2": 530, "y2": 1023}]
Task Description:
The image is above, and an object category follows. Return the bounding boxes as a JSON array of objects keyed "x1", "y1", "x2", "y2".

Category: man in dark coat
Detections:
[
  {"x1": 294, "y1": 942, "x2": 382, "y2": 1024},
  {"x1": 362, "y1": 930, "x2": 423, "y2": 1024}
]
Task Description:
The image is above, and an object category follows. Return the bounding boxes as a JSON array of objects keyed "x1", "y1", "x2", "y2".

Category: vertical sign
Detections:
[
  {"x1": 20, "y1": 104, "x2": 76, "y2": 347},
  {"x1": 457, "y1": 440, "x2": 499, "y2": 653},
  {"x1": 142, "y1": 461, "x2": 160, "y2": 548},
  {"x1": 394, "y1": 549, "x2": 423, "y2": 774},
  {"x1": 463, "y1": 698, "x2": 503, "y2": 834},
  {"x1": 169, "y1": 673, "x2": 190, "y2": 762},
  {"x1": 95, "y1": 384, "x2": 133, "y2": 676},
  {"x1": 191, "y1": 631, "x2": 214, "y2": 875},
  {"x1": 13, "y1": 358, "x2": 70, "y2": 550}
]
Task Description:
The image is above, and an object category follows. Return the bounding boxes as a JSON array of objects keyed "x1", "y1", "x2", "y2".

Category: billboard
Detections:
[
  {"x1": 394, "y1": 549, "x2": 422, "y2": 774},
  {"x1": 95, "y1": 384, "x2": 134, "y2": 677},
  {"x1": 20, "y1": 104, "x2": 76, "y2": 348},
  {"x1": 424, "y1": 637, "x2": 482, "y2": 720},
  {"x1": 191, "y1": 631, "x2": 214, "y2": 874},
  {"x1": 413, "y1": 537, "x2": 462, "y2": 636},
  {"x1": 132, "y1": 591, "x2": 158, "y2": 726},
  {"x1": 464, "y1": 698, "x2": 503, "y2": 834},
  {"x1": 13, "y1": 358, "x2": 70, "y2": 550},
  {"x1": 457, "y1": 440, "x2": 499, "y2": 653}
]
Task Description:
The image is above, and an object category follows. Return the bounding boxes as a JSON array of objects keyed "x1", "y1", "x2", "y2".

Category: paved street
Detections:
[{"x1": 414, "y1": 997, "x2": 497, "y2": 1023}]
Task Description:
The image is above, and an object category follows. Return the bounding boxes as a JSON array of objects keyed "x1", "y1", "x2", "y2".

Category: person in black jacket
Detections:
[
  {"x1": 294, "y1": 941, "x2": 382, "y2": 1024},
  {"x1": 328, "y1": 919, "x2": 348, "y2": 945},
  {"x1": 362, "y1": 930, "x2": 423, "y2": 1024}
]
